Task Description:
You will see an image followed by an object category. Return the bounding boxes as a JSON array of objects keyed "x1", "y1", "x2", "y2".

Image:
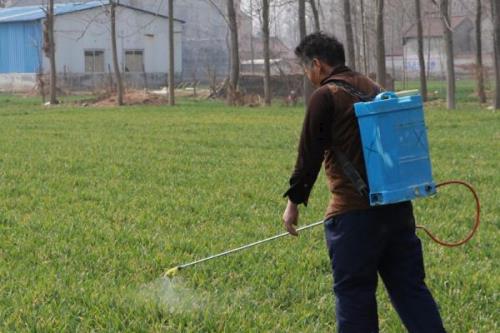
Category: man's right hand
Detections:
[{"x1": 282, "y1": 200, "x2": 299, "y2": 236}]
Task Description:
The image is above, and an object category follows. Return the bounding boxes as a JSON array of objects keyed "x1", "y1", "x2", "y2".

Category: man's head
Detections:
[{"x1": 295, "y1": 32, "x2": 346, "y2": 86}]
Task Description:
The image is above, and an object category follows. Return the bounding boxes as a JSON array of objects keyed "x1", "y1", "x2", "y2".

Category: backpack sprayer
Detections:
[{"x1": 165, "y1": 90, "x2": 481, "y2": 278}]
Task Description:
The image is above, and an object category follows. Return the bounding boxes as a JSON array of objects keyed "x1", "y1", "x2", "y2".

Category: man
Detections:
[{"x1": 282, "y1": 32, "x2": 446, "y2": 333}]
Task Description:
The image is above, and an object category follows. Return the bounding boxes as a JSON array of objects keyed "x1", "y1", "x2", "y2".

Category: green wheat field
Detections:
[{"x1": 0, "y1": 85, "x2": 498, "y2": 332}]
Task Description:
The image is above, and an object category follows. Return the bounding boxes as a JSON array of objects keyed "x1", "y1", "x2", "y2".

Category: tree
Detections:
[
  {"x1": 415, "y1": 0, "x2": 428, "y2": 101},
  {"x1": 492, "y1": 0, "x2": 500, "y2": 109},
  {"x1": 249, "y1": 0, "x2": 256, "y2": 74},
  {"x1": 299, "y1": 0, "x2": 306, "y2": 44},
  {"x1": 44, "y1": 0, "x2": 58, "y2": 105},
  {"x1": 309, "y1": 0, "x2": 320, "y2": 32},
  {"x1": 432, "y1": 0, "x2": 455, "y2": 109},
  {"x1": 475, "y1": 0, "x2": 486, "y2": 104},
  {"x1": 351, "y1": 1, "x2": 362, "y2": 71},
  {"x1": 376, "y1": 0, "x2": 386, "y2": 88},
  {"x1": 262, "y1": 0, "x2": 271, "y2": 105},
  {"x1": 110, "y1": 0, "x2": 124, "y2": 106},
  {"x1": 343, "y1": 0, "x2": 356, "y2": 70},
  {"x1": 168, "y1": 0, "x2": 175, "y2": 106},
  {"x1": 360, "y1": 0, "x2": 368, "y2": 74},
  {"x1": 227, "y1": 0, "x2": 240, "y2": 104},
  {"x1": 299, "y1": 0, "x2": 314, "y2": 107}
]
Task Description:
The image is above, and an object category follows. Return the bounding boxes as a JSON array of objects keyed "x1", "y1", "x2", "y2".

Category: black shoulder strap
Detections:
[
  {"x1": 322, "y1": 78, "x2": 381, "y2": 102},
  {"x1": 323, "y1": 78, "x2": 379, "y2": 199},
  {"x1": 332, "y1": 150, "x2": 370, "y2": 198}
]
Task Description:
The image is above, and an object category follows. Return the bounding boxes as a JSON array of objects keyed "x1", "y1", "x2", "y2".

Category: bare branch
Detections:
[
  {"x1": 205, "y1": 0, "x2": 229, "y2": 26},
  {"x1": 75, "y1": 11, "x2": 106, "y2": 41}
]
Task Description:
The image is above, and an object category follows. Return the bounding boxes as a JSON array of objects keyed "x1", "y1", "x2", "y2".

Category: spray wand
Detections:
[
  {"x1": 165, "y1": 180, "x2": 480, "y2": 278},
  {"x1": 164, "y1": 220, "x2": 325, "y2": 278}
]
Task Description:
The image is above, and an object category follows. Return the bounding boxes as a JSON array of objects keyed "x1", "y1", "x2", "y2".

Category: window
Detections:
[
  {"x1": 124, "y1": 50, "x2": 144, "y2": 72},
  {"x1": 84, "y1": 50, "x2": 105, "y2": 73}
]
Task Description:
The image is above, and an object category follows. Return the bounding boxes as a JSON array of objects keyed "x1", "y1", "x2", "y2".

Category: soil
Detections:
[{"x1": 89, "y1": 90, "x2": 169, "y2": 107}]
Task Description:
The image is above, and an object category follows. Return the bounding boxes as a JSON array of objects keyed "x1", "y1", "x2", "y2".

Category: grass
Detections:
[
  {"x1": 0, "y1": 87, "x2": 498, "y2": 332},
  {"x1": 395, "y1": 79, "x2": 495, "y2": 104}
]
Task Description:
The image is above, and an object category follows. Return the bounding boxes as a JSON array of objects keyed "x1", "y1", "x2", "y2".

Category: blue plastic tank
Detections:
[{"x1": 354, "y1": 92, "x2": 436, "y2": 206}]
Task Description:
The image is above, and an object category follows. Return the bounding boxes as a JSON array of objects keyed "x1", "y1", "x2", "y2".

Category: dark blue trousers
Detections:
[{"x1": 324, "y1": 201, "x2": 446, "y2": 333}]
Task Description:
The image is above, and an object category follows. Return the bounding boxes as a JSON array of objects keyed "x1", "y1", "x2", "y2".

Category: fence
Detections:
[{"x1": 0, "y1": 72, "x2": 180, "y2": 93}]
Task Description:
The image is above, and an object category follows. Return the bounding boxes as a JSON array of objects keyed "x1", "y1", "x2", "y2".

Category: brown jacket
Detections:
[{"x1": 284, "y1": 66, "x2": 381, "y2": 218}]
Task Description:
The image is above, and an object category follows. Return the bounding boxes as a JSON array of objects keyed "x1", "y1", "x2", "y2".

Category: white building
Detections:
[
  {"x1": 0, "y1": 1, "x2": 184, "y2": 91},
  {"x1": 1, "y1": 0, "x2": 246, "y2": 82}
]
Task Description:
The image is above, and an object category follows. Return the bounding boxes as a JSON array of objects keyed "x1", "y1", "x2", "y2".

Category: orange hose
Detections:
[{"x1": 416, "y1": 180, "x2": 481, "y2": 247}]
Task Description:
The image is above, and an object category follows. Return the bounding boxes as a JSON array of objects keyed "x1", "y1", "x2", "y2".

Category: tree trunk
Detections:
[
  {"x1": 110, "y1": 1, "x2": 124, "y2": 106},
  {"x1": 415, "y1": 0, "x2": 428, "y2": 101},
  {"x1": 475, "y1": 0, "x2": 486, "y2": 104},
  {"x1": 168, "y1": 0, "x2": 175, "y2": 106},
  {"x1": 440, "y1": 0, "x2": 456, "y2": 109},
  {"x1": 299, "y1": 0, "x2": 314, "y2": 107},
  {"x1": 48, "y1": 0, "x2": 58, "y2": 105},
  {"x1": 250, "y1": 0, "x2": 255, "y2": 74},
  {"x1": 343, "y1": 0, "x2": 356, "y2": 70},
  {"x1": 262, "y1": 0, "x2": 271, "y2": 105},
  {"x1": 299, "y1": 0, "x2": 307, "y2": 45},
  {"x1": 309, "y1": 0, "x2": 320, "y2": 32},
  {"x1": 352, "y1": 2, "x2": 362, "y2": 71},
  {"x1": 226, "y1": 0, "x2": 240, "y2": 104},
  {"x1": 376, "y1": 0, "x2": 386, "y2": 88},
  {"x1": 492, "y1": 0, "x2": 500, "y2": 109},
  {"x1": 360, "y1": 0, "x2": 368, "y2": 74},
  {"x1": 426, "y1": 22, "x2": 432, "y2": 79}
]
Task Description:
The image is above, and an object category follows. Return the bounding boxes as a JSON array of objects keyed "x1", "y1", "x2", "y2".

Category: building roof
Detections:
[
  {"x1": 0, "y1": 1, "x2": 184, "y2": 24},
  {"x1": 404, "y1": 16, "x2": 470, "y2": 39}
]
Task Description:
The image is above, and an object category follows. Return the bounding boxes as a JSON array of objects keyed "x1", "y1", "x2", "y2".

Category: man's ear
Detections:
[{"x1": 311, "y1": 58, "x2": 320, "y2": 69}]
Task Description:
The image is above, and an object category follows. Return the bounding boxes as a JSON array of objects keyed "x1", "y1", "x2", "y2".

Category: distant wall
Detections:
[
  {"x1": 58, "y1": 73, "x2": 174, "y2": 91},
  {"x1": 386, "y1": 53, "x2": 496, "y2": 80},
  {"x1": 239, "y1": 74, "x2": 303, "y2": 97},
  {"x1": 0, "y1": 73, "x2": 37, "y2": 92}
]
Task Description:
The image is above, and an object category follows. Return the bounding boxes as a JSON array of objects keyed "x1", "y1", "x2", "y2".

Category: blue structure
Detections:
[
  {"x1": 355, "y1": 92, "x2": 436, "y2": 206},
  {"x1": 0, "y1": 1, "x2": 108, "y2": 74},
  {"x1": 0, "y1": 20, "x2": 42, "y2": 73}
]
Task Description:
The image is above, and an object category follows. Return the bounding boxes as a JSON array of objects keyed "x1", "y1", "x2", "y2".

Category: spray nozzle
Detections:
[{"x1": 164, "y1": 266, "x2": 180, "y2": 278}]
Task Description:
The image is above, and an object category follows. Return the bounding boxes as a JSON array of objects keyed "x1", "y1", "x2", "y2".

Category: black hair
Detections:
[{"x1": 294, "y1": 32, "x2": 346, "y2": 67}]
